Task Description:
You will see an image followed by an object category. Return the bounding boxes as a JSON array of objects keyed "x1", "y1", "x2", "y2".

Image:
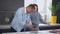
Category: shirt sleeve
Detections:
[
  {"x1": 39, "y1": 14, "x2": 47, "y2": 24},
  {"x1": 26, "y1": 15, "x2": 32, "y2": 25},
  {"x1": 11, "y1": 7, "x2": 25, "y2": 32}
]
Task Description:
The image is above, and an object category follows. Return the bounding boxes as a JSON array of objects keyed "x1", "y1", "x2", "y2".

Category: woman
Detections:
[{"x1": 30, "y1": 4, "x2": 46, "y2": 31}]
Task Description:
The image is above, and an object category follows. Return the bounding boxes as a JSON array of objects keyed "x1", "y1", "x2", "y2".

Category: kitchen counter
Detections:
[
  {"x1": 2, "y1": 30, "x2": 58, "y2": 34},
  {"x1": 39, "y1": 24, "x2": 60, "y2": 30},
  {"x1": 0, "y1": 24, "x2": 60, "y2": 30},
  {"x1": 0, "y1": 25, "x2": 10, "y2": 29},
  {"x1": 0, "y1": 24, "x2": 60, "y2": 34},
  {"x1": 0, "y1": 24, "x2": 60, "y2": 29}
]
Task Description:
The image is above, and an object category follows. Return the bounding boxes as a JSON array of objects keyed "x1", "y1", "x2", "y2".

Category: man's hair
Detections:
[{"x1": 27, "y1": 4, "x2": 35, "y2": 9}]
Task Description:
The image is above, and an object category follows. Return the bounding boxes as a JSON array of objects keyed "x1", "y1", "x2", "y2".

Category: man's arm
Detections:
[{"x1": 11, "y1": 7, "x2": 26, "y2": 32}]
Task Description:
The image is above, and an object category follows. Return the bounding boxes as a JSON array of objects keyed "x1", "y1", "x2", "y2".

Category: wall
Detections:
[{"x1": 0, "y1": 0, "x2": 24, "y2": 25}]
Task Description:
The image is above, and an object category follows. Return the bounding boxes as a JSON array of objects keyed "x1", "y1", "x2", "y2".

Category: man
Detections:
[
  {"x1": 11, "y1": 4, "x2": 37, "y2": 32},
  {"x1": 30, "y1": 4, "x2": 46, "y2": 30}
]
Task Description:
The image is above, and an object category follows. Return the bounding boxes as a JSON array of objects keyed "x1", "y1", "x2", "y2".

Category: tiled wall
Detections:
[{"x1": 0, "y1": 0, "x2": 24, "y2": 25}]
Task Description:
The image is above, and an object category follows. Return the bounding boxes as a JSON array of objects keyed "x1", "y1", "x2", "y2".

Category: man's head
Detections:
[{"x1": 26, "y1": 4, "x2": 35, "y2": 13}]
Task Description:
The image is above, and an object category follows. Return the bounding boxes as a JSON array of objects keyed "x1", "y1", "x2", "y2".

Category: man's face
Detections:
[{"x1": 26, "y1": 7, "x2": 35, "y2": 13}]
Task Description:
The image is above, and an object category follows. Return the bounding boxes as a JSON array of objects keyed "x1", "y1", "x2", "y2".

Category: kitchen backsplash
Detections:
[
  {"x1": 0, "y1": 0, "x2": 24, "y2": 25},
  {"x1": 0, "y1": 11, "x2": 15, "y2": 25}
]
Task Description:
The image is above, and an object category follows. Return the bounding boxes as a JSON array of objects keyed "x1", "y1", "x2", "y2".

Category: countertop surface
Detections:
[{"x1": 2, "y1": 30, "x2": 58, "y2": 34}]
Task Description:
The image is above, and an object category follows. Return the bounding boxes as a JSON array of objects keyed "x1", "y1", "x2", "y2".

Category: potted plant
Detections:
[
  {"x1": 51, "y1": 5, "x2": 57, "y2": 24},
  {"x1": 49, "y1": 2, "x2": 60, "y2": 24}
]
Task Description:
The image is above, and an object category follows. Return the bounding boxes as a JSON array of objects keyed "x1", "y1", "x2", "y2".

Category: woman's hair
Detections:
[
  {"x1": 27, "y1": 4, "x2": 38, "y2": 11},
  {"x1": 27, "y1": 4, "x2": 35, "y2": 9}
]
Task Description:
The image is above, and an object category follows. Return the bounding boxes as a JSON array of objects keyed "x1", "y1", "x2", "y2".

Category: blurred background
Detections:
[
  {"x1": 0, "y1": 0, "x2": 60, "y2": 34},
  {"x1": 0, "y1": 0, "x2": 24, "y2": 25},
  {"x1": 0, "y1": 0, "x2": 24, "y2": 33}
]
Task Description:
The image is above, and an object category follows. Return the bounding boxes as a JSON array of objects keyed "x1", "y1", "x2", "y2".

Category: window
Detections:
[{"x1": 25, "y1": 0, "x2": 52, "y2": 23}]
